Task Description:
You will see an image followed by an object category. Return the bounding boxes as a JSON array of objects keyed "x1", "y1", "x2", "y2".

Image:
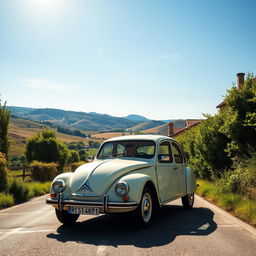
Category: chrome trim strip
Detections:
[
  {"x1": 57, "y1": 193, "x2": 63, "y2": 211},
  {"x1": 71, "y1": 193, "x2": 100, "y2": 197},
  {"x1": 46, "y1": 198, "x2": 137, "y2": 208},
  {"x1": 103, "y1": 194, "x2": 108, "y2": 213}
]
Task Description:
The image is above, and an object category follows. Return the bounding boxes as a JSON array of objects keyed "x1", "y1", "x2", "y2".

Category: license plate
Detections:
[{"x1": 68, "y1": 206, "x2": 99, "y2": 215}]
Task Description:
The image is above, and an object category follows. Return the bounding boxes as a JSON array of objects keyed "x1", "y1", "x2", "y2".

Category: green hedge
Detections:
[
  {"x1": 0, "y1": 152, "x2": 8, "y2": 192},
  {"x1": 30, "y1": 161, "x2": 58, "y2": 182}
]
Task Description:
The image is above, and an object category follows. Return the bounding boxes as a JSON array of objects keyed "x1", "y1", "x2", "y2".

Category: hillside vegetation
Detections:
[
  {"x1": 9, "y1": 117, "x2": 102, "y2": 157},
  {"x1": 8, "y1": 107, "x2": 140, "y2": 131}
]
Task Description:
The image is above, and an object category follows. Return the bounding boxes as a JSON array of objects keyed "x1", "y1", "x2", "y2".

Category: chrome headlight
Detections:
[
  {"x1": 52, "y1": 179, "x2": 66, "y2": 193},
  {"x1": 115, "y1": 181, "x2": 129, "y2": 196}
]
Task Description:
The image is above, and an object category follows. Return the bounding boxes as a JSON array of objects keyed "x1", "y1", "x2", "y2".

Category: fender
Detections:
[
  {"x1": 108, "y1": 172, "x2": 157, "y2": 204},
  {"x1": 50, "y1": 172, "x2": 73, "y2": 195},
  {"x1": 185, "y1": 167, "x2": 197, "y2": 194}
]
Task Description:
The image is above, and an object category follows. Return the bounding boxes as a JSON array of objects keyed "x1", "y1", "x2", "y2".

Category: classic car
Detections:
[{"x1": 46, "y1": 135, "x2": 197, "y2": 226}]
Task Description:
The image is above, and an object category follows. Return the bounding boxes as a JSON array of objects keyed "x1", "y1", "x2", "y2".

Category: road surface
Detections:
[{"x1": 0, "y1": 194, "x2": 255, "y2": 256}]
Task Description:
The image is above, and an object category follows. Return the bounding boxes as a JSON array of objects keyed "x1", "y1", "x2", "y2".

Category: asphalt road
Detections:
[{"x1": 0, "y1": 195, "x2": 255, "y2": 256}]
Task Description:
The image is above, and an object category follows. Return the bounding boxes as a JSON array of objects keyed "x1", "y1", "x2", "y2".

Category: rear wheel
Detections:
[
  {"x1": 181, "y1": 193, "x2": 194, "y2": 209},
  {"x1": 55, "y1": 209, "x2": 80, "y2": 224},
  {"x1": 135, "y1": 186, "x2": 155, "y2": 227}
]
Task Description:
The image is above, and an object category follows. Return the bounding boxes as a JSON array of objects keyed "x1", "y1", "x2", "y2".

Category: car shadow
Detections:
[{"x1": 47, "y1": 205, "x2": 217, "y2": 248}]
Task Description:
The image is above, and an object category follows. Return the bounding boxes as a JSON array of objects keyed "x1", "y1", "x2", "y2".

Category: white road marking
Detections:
[
  {"x1": 0, "y1": 211, "x2": 51, "y2": 215},
  {"x1": 0, "y1": 229, "x2": 53, "y2": 235},
  {"x1": 0, "y1": 228, "x2": 23, "y2": 241}
]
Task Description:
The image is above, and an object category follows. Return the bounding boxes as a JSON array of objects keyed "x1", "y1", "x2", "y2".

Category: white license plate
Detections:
[{"x1": 68, "y1": 206, "x2": 99, "y2": 215}]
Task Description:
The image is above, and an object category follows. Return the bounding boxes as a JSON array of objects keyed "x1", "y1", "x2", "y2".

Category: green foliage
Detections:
[
  {"x1": 197, "y1": 179, "x2": 256, "y2": 226},
  {"x1": 8, "y1": 179, "x2": 29, "y2": 203},
  {"x1": 78, "y1": 149, "x2": 87, "y2": 161},
  {"x1": 30, "y1": 161, "x2": 58, "y2": 182},
  {"x1": 0, "y1": 152, "x2": 8, "y2": 192},
  {"x1": 177, "y1": 73, "x2": 256, "y2": 180},
  {"x1": 221, "y1": 74, "x2": 256, "y2": 158},
  {"x1": 26, "y1": 181, "x2": 51, "y2": 198},
  {"x1": 88, "y1": 140, "x2": 100, "y2": 148},
  {"x1": 9, "y1": 155, "x2": 26, "y2": 167},
  {"x1": 67, "y1": 141, "x2": 85, "y2": 150},
  {"x1": 0, "y1": 193, "x2": 14, "y2": 208},
  {"x1": 26, "y1": 129, "x2": 68, "y2": 172},
  {"x1": 68, "y1": 150, "x2": 80, "y2": 163},
  {"x1": 0, "y1": 100, "x2": 10, "y2": 156}
]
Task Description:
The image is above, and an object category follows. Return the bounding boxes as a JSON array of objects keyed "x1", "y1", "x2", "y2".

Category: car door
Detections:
[
  {"x1": 156, "y1": 140, "x2": 178, "y2": 202},
  {"x1": 171, "y1": 142, "x2": 187, "y2": 197}
]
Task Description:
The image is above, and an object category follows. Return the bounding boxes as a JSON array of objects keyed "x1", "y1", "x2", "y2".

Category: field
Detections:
[{"x1": 9, "y1": 118, "x2": 103, "y2": 157}]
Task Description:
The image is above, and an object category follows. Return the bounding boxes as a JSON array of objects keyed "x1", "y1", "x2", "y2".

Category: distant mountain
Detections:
[
  {"x1": 129, "y1": 120, "x2": 165, "y2": 132},
  {"x1": 125, "y1": 114, "x2": 149, "y2": 122},
  {"x1": 7, "y1": 106, "x2": 181, "y2": 132},
  {"x1": 7, "y1": 106, "x2": 140, "y2": 131}
]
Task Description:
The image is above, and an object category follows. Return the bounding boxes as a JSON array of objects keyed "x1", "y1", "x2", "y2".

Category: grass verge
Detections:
[
  {"x1": 0, "y1": 180, "x2": 51, "y2": 209},
  {"x1": 196, "y1": 179, "x2": 256, "y2": 227}
]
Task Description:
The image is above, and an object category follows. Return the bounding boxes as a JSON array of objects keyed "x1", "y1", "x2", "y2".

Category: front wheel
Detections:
[
  {"x1": 134, "y1": 186, "x2": 155, "y2": 227},
  {"x1": 55, "y1": 209, "x2": 80, "y2": 224},
  {"x1": 182, "y1": 193, "x2": 194, "y2": 209}
]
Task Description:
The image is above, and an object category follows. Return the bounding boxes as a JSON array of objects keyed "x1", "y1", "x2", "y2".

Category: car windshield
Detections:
[{"x1": 97, "y1": 140, "x2": 156, "y2": 159}]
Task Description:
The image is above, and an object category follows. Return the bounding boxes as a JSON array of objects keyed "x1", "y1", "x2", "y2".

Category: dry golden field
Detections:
[{"x1": 9, "y1": 118, "x2": 103, "y2": 157}]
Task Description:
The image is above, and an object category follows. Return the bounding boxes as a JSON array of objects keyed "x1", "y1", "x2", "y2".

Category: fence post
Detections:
[{"x1": 23, "y1": 166, "x2": 26, "y2": 181}]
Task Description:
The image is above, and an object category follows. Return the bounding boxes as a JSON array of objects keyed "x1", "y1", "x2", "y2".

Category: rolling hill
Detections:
[
  {"x1": 9, "y1": 117, "x2": 103, "y2": 157},
  {"x1": 8, "y1": 107, "x2": 142, "y2": 131}
]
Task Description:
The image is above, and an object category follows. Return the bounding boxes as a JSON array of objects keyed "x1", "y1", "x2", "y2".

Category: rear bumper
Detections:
[{"x1": 46, "y1": 196, "x2": 138, "y2": 214}]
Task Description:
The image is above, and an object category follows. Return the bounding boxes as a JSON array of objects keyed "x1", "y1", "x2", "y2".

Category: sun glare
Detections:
[{"x1": 32, "y1": 0, "x2": 61, "y2": 11}]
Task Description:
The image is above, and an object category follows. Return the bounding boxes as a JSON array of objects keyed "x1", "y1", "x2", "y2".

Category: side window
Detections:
[
  {"x1": 115, "y1": 144, "x2": 126, "y2": 156},
  {"x1": 98, "y1": 143, "x2": 114, "y2": 159},
  {"x1": 158, "y1": 141, "x2": 173, "y2": 163},
  {"x1": 171, "y1": 143, "x2": 184, "y2": 163}
]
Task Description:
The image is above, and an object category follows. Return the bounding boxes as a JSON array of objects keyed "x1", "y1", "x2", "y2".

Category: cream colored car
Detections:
[{"x1": 46, "y1": 135, "x2": 196, "y2": 226}]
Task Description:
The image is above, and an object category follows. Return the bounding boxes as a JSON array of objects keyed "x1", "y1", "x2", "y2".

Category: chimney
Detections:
[
  {"x1": 237, "y1": 72, "x2": 245, "y2": 90},
  {"x1": 168, "y1": 122, "x2": 174, "y2": 137}
]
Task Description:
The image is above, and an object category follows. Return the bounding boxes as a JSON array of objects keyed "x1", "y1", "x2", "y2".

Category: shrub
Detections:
[
  {"x1": 0, "y1": 152, "x2": 8, "y2": 192},
  {"x1": 26, "y1": 129, "x2": 69, "y2": 173},
  {"x1": 26, "y1": 182, "x2": 51, "y2": 198},
  {"x1": 71, "y1": 161, "x2": 86, "y2": 172},
  {"x1": 30, "y1": 161, "x2": 58, "y2": 182},
  {"x1": 8, "y1": 179, "x2": 29, "y2": 203},
  {"x1": 0, "y1": 192, "x2": 14, "y2": 208}
]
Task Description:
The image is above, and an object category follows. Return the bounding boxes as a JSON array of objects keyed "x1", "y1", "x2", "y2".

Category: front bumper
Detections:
[{"x1": 46, "y1": 196, "x2": 138, "y2": 214}]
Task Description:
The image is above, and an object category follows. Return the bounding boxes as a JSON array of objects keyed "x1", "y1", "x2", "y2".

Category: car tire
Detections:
[
  {"x1": 181, "y1": 193, "x2": 194, "y2": 209},
  {"x1": 135, "y1": 186, "x2": 155, "y2": 227},
  {"x1": 55, "y1": 209, "x2": 80, "y2": 224}
]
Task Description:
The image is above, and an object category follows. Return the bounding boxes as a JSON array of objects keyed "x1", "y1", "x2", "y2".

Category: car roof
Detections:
[{"x1": 105, "y1": 134, "x2": 175, "y2": 144}]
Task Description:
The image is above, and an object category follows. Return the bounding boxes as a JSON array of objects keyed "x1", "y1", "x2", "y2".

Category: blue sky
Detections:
[{"x1": 1, "y1": 0, "x2": 256, "y2": 120}]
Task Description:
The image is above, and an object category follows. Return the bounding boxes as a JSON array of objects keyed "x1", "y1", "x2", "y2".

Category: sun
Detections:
[{"x1": 33, "y1": 0, "x2": 60, "y2": 10}]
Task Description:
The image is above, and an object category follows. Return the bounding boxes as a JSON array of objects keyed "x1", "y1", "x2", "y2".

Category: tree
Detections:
[
  {"x1": 0, "y1": 99, "x2": 10, "y2": 157},
  {"x1": 26, "y1": 129, "x2": 69, "y2": 172},
  {"x1": 176, "y1": 73, "x2": 256, "y2": 180},
  {"x1": 68, "y1": 150, "x2": 80, "y2": 163}
]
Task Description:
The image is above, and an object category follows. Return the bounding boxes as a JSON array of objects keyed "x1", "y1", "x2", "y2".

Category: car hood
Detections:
[{"x1": 70, "y1": 159, "x2": 152, "y2": 195}]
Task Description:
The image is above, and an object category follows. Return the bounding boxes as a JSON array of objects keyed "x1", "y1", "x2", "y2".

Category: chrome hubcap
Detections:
[
  {"x1": 141, "y1": 192, "x2": 152, "y2": 223},
  {"x1": 188, "y1": 193, "x2": 194, "y2": 205}
]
